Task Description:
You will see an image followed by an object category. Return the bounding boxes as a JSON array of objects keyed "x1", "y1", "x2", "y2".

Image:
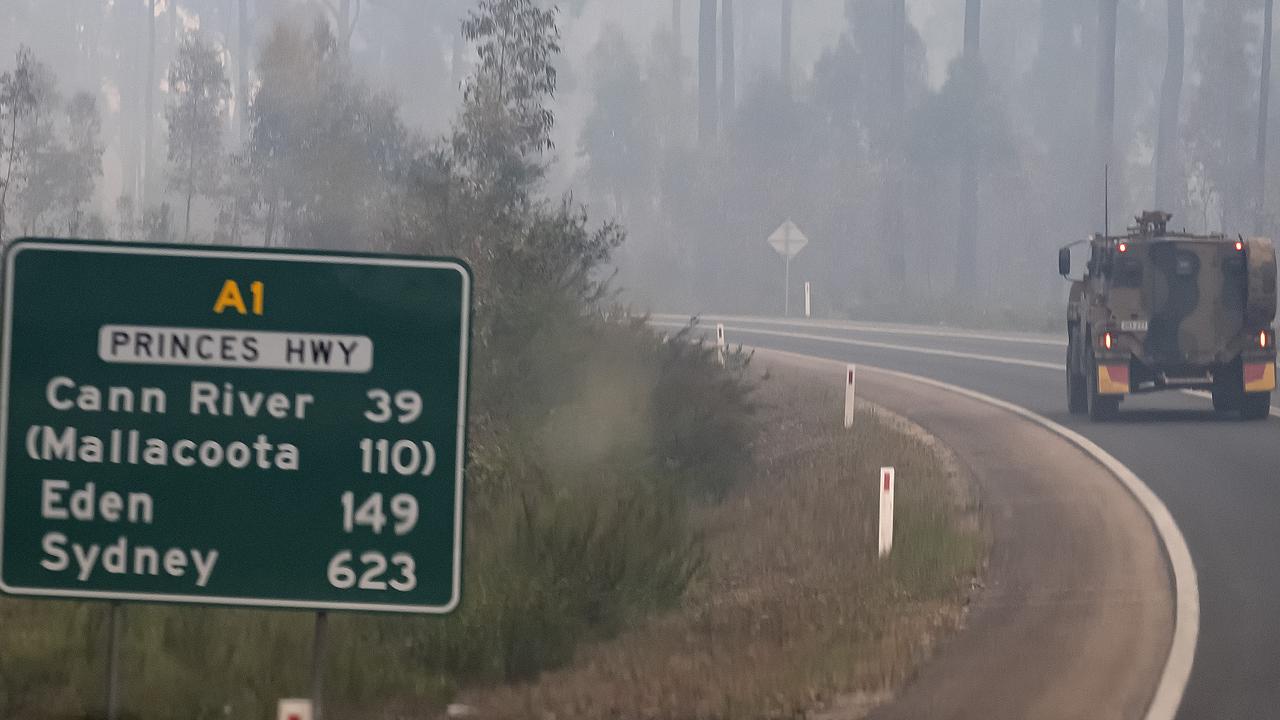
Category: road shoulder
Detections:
[{"x1": 754, "y1": 349, "x2": 1174, "y2": 720}]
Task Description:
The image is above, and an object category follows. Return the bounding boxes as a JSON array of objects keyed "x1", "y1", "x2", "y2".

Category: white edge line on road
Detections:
[
  {"x1": 746, "y1": 346, "x2": 1198, "y2": 720},
  {"x1": 650, "y1": 320, "x2": 1280, "y2": 418},
  {"x1": 649, "y1": 313, "x2": 1068, "y2": 347},
  {"x1": 648, "y1": 320, "x2": 1063, "y2": 371}
]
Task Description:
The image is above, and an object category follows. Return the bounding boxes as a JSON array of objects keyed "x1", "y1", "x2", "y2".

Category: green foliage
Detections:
[
  {"x1": 246, "y1": 20, "x2": 407, "y2": 248},
  {"x1": 458, "y1": 0, "x2": 560, "y2": 166},
  {"x1": 0, "y1": 47, "x2": 105, "y2": 241},
  {"x1": 165, "y1": 34, "x2": 231, "y2": 241}
]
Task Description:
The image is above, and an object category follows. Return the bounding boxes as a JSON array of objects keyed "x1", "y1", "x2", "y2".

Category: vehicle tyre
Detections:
[
  {"x1": 1241, "y1": 392, "x2": 1271, "y2": 421},
  {"x1": 1212, "y1": 386, "x2": 1240, "y2": 413},
  {"x1": 1212, "y1": 362, "x2": 1244, "y2": 414},
  {"x1": 1087, "y1": 351, "x2": 1120, "y2": 421},
  {"x1": 1067, "y1": 336, "x2": 1088, "y2": 415}
]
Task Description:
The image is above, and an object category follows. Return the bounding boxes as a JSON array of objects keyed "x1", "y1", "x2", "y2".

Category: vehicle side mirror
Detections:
[{"x1": 1058, "y1": 247, "x2": 1071, "y2": 277}]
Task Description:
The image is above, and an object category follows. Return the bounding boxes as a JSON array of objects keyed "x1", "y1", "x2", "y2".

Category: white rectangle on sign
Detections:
[
  {"x1": 1119, "y1": 320, "x2": 1148, "y2": 332},
  {"x1": 99, "y1": 324, "x2": 373, "y2": 373},
  {"x1": 278, "y1": 698, "x2": 313, "y2": 720}
]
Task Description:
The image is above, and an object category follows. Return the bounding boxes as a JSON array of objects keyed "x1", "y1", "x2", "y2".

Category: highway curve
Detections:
[{"x1": 654, "y1": 314, "x2": 1278, "y2": 720}]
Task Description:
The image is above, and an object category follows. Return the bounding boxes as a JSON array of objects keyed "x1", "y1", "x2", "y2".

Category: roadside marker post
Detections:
[
  {"x1": 879, "y1": 467, "x2": 895, "y2": 558},
  {"x1": 804, "y1": 282, "x2": 812, "y2": 318},
  {"x1": 844, "y1": 364, "x2": 857, "y2": 429},
  {"x1": 716, "y1": 323, "x2": 726, "y2": 366},
  {"x1": 278, "y1": 698, "x2": 314, "y2": 720}
]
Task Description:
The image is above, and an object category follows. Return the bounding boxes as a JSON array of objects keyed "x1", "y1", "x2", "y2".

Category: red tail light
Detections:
[
  {"x1": 1103, "y1": 332, "x2": 1113, "y2": 350},
  {"x1": 1261, "y1": 330, "x2": 1271, "y2": 349},
  {"x1": 1236, "y1": 240, "x2": 1245, "y2": 251},
  {"x1": 1118, "y1": 242, "x2": 1128, "y2": 253}
]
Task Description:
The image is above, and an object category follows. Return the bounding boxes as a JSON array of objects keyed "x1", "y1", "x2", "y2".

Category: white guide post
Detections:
[
  {"x1": 278, "y1": 699, "x2": 314, "y2": 720},
  {"x1": 879, "y1": 467, "x2": 895, "y2": 558},
  {"x1": 844, "y1": 363, "x2": 855, "y2": 425}
]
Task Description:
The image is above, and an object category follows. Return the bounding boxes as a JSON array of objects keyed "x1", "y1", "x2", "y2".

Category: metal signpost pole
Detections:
[
  {"x1": 106, "y1": 601, "x2": 122, "y2": 720},
  {"x1": 769, "y1": 221, "x2": 808, "y2": 319},
  {"x1": 784, "y1": 253, "x2": 792, "y2": 317},
  {"x1": 312, "y1": 611, "x2": 328, "y2": 720}
]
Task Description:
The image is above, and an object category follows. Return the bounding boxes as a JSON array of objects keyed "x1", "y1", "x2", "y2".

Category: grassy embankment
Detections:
[{"x1": 458, "y1": 360, "x2": 986, "y2": 720}]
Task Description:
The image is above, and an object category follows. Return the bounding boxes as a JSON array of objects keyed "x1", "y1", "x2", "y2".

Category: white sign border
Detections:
[{"x1": 0, "y1": 240, "x2": 471, "y2": 615}]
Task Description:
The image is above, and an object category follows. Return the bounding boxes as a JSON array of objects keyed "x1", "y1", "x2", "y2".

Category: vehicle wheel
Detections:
[
  {"x1": 1212, "y1": 362, "x2": 1244, "y2": 414},
  {"x1": 1087, "y1": 351, "x2": 1120, "y2": 421},
  {"x1": 1241, "y1": 392, "x2": 1272, "y2": 421},
  {"x1": 1067, "y1": 337, "x2": 1088, "y2": 415},
  {"x1": 1212, "y1": 386, "x2": 1240, "y2": 413}
]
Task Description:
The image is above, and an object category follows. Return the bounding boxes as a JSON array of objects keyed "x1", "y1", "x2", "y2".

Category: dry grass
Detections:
[{"x1": 455, "y1": 363, "x2": 986, "y2": 720}]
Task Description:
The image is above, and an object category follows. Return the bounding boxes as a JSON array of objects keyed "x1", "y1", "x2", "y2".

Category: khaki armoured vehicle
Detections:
[{"x1": 1059, "y1": 211, "x2": 1278, "y2": 420}]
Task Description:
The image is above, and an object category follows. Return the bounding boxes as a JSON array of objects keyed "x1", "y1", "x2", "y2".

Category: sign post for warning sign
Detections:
[
  {"x1": 0, "y1": 239, "x2": 471, "y2": 613},
  {"x1": 768, "y1": 220, "x2": 809, "y2": 317}
]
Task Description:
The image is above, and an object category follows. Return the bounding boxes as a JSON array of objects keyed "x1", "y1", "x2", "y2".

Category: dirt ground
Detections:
[{"x1": 455, "y1": 359, "x2": 987, "y2": 720}]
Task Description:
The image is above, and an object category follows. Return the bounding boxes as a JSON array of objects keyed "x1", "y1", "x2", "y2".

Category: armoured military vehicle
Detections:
[{"x1": 1059, "y1": 211, "x2": 1277, "y2": 420}]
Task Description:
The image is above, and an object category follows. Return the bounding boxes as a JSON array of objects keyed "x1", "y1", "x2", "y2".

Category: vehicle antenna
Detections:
[{"x1": 1104, "y1": 164, "x2": 1110, "y2": 238}]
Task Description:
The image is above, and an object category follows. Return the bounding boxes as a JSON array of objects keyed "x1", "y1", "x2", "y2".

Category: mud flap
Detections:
[
  {"x1": 1244, "y1": 361, "x2": 1276, "y2": 393},
  {"x1": 1097, "y1": 364, "x2": 1130, "y2": 395}
]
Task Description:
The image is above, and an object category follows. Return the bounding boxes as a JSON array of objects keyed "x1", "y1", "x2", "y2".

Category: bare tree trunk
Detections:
[
  {"x1": 338, "y1": 0, "x2": 358, "y2": 51},
  {"x1": 699, "y1": 0, "x2": 718, "y2": 145},
  {"x1": 956, "y1": 0, "x2": 982, "y2": 297},
  {"x1": 781, "y1": 0, "x2": 793, "y2": 95},
  {"x1": 1258, "y1": 0, "x2": 1274, "y2": 233},
  {"x1": 882, "y1": 0, "x2": 907, "y2": 283},
  {"x1": 238, "y1": 0, "x2": 251, "y2": 145},
  {"x1": 964, "y1": 0, "x2": 981, "y2": 55},
  {"x1": 142, "y1": 0, "x2": 156, "y2": 210},
  {"x1": 721, "y1": 0, "x2": 735, "y2": 119},
  {"x1": 1155, "y1": 0, "x2": 1184, "y2": 214},
  {"x1": 116, "y1": 0, "x2": 141, "y2": 206},
  {"x1": 265, "y1": 192, "x2": 278, "y2": 247},
  {"x1": 1095, "y1": 0, "x2": 1119, "y2": 232},
  {"x1": 673, "y1": 0, "x2": 683, "y2": 59},
  {"x1": 0, "y1": 112, "x2": 19, "y2": 245}
]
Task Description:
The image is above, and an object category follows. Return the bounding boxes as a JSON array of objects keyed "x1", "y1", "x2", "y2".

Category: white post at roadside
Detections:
[
  {"x1": 716, "y1": 323, "x2": 726, "y2": 367},
  {"x1": 844, "y1": 364, "x2": 856, "y2": 429},
  {"x1": 804, "y1": 281, "x2": 812, "y2": 318},
  {"x1": 278, "y1": 699, "x2": 314, "y2": 720},
  {"x1": 879, "y1": 467, "x2": 895, "y2": 558}
]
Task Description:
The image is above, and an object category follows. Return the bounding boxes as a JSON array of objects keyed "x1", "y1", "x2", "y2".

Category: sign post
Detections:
[
  {"x1": 804, "y1": 282, "x2": 812, "y2": 318},
  {"x1": 716, "y1": 323, "x2": 726, "y2": 366},
  {"x1": 0, "y1": 239, "x2": 471, "y2": 611},
  {"x1": 768, "y1": 221, "x2": 809, "y2": 317},
  {"x1": 106, "y1": 601, "x2": 122, "y2": 720}
]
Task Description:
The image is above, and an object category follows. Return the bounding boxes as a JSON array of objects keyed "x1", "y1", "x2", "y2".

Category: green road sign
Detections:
[{"x1": 0, "y1": 239, "x2": 471, "y2": 614}]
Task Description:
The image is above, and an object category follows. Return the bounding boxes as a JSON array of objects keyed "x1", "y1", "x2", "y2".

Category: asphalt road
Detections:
[
  {"x1": 762, "y1": 349, "x2": 1171, "y2": 720},
  {"x1": 654, "y1": 314, "x2": 1280, "y2": 720}
]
